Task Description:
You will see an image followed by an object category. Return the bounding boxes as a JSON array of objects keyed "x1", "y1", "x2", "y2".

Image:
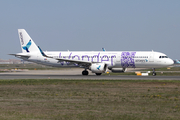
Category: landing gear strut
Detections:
[
  {"x1": 82, "y1": 70, "x2": 89, "y2": 75},
  {"x1": 152, "y1": 68, "x2": 156, "y2": 76}
]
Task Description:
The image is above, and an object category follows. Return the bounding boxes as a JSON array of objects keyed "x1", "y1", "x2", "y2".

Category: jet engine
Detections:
[
  {"x1": 89, "y1": 63, "x2": 107, "y2": 73},
  {"x1": 111, "y1": 68, "x2": 126, "y2": 73}
]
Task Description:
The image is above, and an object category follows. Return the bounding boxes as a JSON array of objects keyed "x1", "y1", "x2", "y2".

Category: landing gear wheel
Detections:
[
  {"x1": 82, "y1": 70, "x2": 88, "y2": 75},
  {"x1": 95, "y1": 73, "x2": 102, "y2": 76},
  {"x1": 152, "y1": 72, "x2": 156, "y2": 76}
]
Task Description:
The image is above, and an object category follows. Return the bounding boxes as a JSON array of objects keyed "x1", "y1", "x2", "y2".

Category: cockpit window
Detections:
[{"x1": 159, "y1": 56, "x2": 168, "y2": 58}]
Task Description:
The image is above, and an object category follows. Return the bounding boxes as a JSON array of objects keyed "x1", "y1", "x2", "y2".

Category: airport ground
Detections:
[
  {"x1": 0, "y1": 63, "x2": 180, "y2": 79},
  {"x1": 0, "y1": 65, "x2": 180, "y2": 80},
  {"x1": 0, "y1": 64, "x2": 180, "y2": 119}
]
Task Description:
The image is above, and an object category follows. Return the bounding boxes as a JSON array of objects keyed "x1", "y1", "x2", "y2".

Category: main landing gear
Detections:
[
  {"x1": 82, "y1": 70, "x2": 89, "y2": 75},
  {"x1": 152, "y1": 68, "x2": 156, "y2": 76},
  {"x1": 82, "y1": 70, "x2": 102, "y2": 76},
  {"x1": 95, "y1": 73, "x2": 102, "y2": 76}
]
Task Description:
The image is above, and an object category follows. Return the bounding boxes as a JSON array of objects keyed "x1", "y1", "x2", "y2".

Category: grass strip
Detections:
[{"x1": 0, "y1": 79, "x2": 180, "y2": 120}]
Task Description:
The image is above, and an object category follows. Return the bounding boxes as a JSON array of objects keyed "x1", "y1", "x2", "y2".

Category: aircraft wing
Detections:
[
  {"x1": 38, "y1": 46, "x2": 93, "y2": 67},
  {"x1": 55, "y1": 57, "x2": 92, "y2": 67}
]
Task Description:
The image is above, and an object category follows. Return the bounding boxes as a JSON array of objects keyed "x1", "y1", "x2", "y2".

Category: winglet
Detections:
[
  {"x1": 38, "y1": 46, "x2": 48, "y2": 57},
  {"x1": 102, "y1": 48, "x2": 106, "y2": 52}
]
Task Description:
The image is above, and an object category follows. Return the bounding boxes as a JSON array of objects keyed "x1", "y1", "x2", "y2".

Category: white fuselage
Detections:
[{"x1": 21, "y1": 51, "x2": 174, "y2": 69}]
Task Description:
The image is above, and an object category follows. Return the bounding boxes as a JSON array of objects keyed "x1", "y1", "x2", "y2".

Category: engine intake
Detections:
[{"x1": 90, "y1": 63, "x2": 107, "y2": 73}]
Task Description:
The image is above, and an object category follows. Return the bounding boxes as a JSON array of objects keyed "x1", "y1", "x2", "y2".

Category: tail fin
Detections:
[
  {"x1": 102, "y1": 48, "x2": 106, "y2": 52},
  {"x1": 18, "y1": 29, "x2": 39, "y2": 53}
]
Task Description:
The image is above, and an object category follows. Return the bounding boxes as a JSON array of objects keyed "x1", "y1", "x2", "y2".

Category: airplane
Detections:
[
  {"x1": 174, "y1": 59, "x2": 180, "y2": 64},
  {"x1": 10, "y1": 29, "x2": 174, "y2": 76}
]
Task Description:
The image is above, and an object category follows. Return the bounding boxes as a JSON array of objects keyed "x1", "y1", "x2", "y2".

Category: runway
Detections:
[{"x1": 0, "y1": 70, "x2": 180, "y2": 80}]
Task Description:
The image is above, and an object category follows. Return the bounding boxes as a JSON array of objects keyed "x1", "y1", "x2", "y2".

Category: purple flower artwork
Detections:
[{"x1": 121, "y1": 52, "x2": 136, "y2": 68}]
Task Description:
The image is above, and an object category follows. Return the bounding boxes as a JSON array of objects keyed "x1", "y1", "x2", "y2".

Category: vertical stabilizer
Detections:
[{"x1": 18, "y1": 29, "x2": 39, "y2": 53}]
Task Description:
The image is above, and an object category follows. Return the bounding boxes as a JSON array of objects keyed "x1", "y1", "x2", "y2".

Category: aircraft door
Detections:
[
  {"x1": 116, "y1": 53, "x2": 121, "y2": 62},
  {"x1": 149, "y1": 53, "x2": 154, "y2": 62}
]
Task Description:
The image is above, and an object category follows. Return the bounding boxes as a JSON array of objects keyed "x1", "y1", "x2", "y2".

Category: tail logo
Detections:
[{"x1": 22, "y1": 40, "x2": 32, "y2": 52}]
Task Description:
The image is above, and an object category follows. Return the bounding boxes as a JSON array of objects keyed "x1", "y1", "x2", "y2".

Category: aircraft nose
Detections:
[{"x1": 168, "y1": 59, "x2": 174, "y2": 66}]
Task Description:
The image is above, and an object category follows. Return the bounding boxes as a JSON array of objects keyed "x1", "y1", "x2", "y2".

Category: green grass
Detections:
[{"x1": 0, "y1": 79, "x2": 180, "y2": 120}]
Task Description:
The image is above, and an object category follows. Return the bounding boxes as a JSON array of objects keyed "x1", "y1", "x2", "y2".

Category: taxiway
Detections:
[{"x1": 0, "y1": 70, "x2": 179, "y2": 80}]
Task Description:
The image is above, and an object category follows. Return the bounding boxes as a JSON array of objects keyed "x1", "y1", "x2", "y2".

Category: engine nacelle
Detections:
[
  {"x1": 111, "y1": 68, "x2": 126, "y2": 73},
  {"x1": 89, "y1": 63, "x2": 107, "y2": 73}
]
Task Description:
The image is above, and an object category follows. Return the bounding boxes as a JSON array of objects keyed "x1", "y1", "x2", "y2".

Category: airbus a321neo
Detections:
[{"x1": 10, "y1": 29, "x2": 174, "y2": 76}]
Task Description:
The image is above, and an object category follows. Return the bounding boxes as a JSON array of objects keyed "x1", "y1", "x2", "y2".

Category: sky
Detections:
[{"x1": 0, "y1": 0, "x2": 180, "y2": 59}]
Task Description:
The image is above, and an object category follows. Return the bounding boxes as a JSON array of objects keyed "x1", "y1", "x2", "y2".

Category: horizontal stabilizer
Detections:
[{"x1": 9, "y1": 53, "x2": 30, "y2": 58}]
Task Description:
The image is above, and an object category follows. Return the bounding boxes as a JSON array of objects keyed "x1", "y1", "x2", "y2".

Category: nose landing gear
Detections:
[{"x1": 152, "y1": 68, "x2": 156, "y2": 76}]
